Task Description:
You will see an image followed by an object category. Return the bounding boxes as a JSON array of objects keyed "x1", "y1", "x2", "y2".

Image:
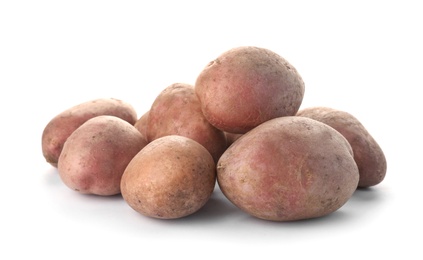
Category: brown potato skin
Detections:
[
  {"x1": 121, "y1": 135, "x2": 216, "y2": 219},
  {"x1": 217, "y1": 116, "x2": 359, "y2": 221},
  {"x1": 296, "y1": 106, "x2": 387, "y2": 188},
  {"x1": 195, "y1": 46, "x2": 305, "y2": 134},
  {"x1": 58, "y1": 115, "x2": 147, "y2": 196},
  {"x1": 147, "y1": 83, "x2": 227, "y2": 162},
  {"x1": 42, "y1": 98, "x2": 138, "y2": 167}
]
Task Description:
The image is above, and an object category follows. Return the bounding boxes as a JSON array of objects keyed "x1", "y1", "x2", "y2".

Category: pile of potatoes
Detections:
[{"x1": 41, "y1": 46, "x2": 387, "y2": 221}]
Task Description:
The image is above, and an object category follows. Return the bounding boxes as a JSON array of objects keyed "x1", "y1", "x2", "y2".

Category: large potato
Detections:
[
  {"x1": 121, "y1": 135, "x2": 216, "y2": 219},
  {"x1": 58, "y1": 115, "x2": 147, "y2": 196},
  {"x1": 217, "y1": 116, "x2": 359, "y2": 221},
  {"x1": 296, "y1": 106, "x2": 387, "y2": 188},
  {"x1": 195, "y1": 46, "x2": 305, "y2": 134},
  {"x1": 42, "y1": 98, "x2": 138, "y2": 167},
  {"x1": 147, "y1": 83, "x2": 227, "y2": 162}
]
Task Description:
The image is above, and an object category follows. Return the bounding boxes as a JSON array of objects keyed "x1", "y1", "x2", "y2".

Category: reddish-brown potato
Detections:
[
  {"x1": 121, "y1": 135, "x2": 216, "y2": 219},
  {"x1": 147, "y1": 83, "x2": 227, "y2": 162},
  {"x1": 58, "y1": 115, "x2": 147, "y2": 196},
  {"x1": 134, "y1": 110, "x2": 149, "y2": 142},
  {"x1": 296, "y1": 106, "x2": 387, "y2": 188},
  {"x1": 42, "y1": 98, "x2": 138, "y2": 167},
  {"x1": 225, "y1": 132, "x2": 243, "y2": 148},
  {"x1": 195, "y1": 46, "x2": 305, "y2": 134},
  {"x1": 217, "y1": 116, "x2": 359, "y2": 221}
]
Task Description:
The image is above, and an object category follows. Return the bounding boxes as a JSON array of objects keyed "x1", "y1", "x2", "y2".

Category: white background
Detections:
[{"x1": 1, "y1": 1, "x2": 422, "y2": 259}]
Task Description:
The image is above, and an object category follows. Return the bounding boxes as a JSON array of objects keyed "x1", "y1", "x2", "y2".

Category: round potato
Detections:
[
  {"x1": 195, "y1": 46, "x2": 305, "y2": 134},
  {"x1": 296, "y1": 106, "x2": 387, "y2": 188},
  {"x1": 121, "y1": 135, "x2": 216, "y2": 219},
  {"x1": 42, "y1": 98, "x2": 138, "y2": 167},
  {"x1": 58, "y1": 115, "x2": 147, "y2": 196},
  {"x1": 217, "y1": 116, "x2": 359, "y2": 221},
  {"x1": 147, "y1": 83, "x2": 227, "y2": 162}
]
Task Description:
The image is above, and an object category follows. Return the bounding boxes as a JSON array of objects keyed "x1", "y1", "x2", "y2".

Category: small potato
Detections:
[
  {"x1": 147, "y1": 83, "x2": 227, "y2": 162},
  {"x1": 225, "y1": 132, "x2": 243, "y2": 148},
  {"x1": 217, "y1": 116, "x2": 359, "y2": 221},
  {"x1": 42, "y1": 98, "x2": 138, "y2": 167},
  {"x1": 121, "y1": 135, "x2": 216, "y2": 219},
  {"x1": 58, "y1": 115, "x2": 147, "y2": 196},
  {"x1": 134, "y1": 110, "x2": 149, "y2": 142},
  {"x1": 195, "y1": 46, "x2": 305, "y2": 134},
  {"x1": 296, "y1": 106, "x2": 387, "y2": 188}
]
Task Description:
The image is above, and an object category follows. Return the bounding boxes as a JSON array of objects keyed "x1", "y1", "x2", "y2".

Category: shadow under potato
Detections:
[
  {"x1": 43, "y1": 167, "x2": 61, "y2": 186},
  {"x1": 157, "y1": 190, "x2": 242, "y2": 223},
  {"x1": 45, "y1": 169, "x2": 386, "y2": 225},
  {"x1": 352, "y1": 186, "x2": 383, "y2": 202},
  {"x1": 171, "y1": 185, "x2": 386, "y2": 224}
]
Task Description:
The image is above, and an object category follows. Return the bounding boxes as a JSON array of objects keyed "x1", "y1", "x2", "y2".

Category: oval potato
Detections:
[
  {"x1": 195, "y1": 46, "x2": 305, "y2": 134},
  {"x1": 296, "y1": 106, "x2": 387, "y2": 188},
  {"x1": 58, "y1": 115, "x2": 147, "y2": 196},
  {"x1": 217, "y1": 116, "x2": 359, "y2": 221},
  {"x1": 147, "y1": 83, "x2": 227, "y2": 162},
  {"x1": 121, "y1": 135, "x2": 216, "y2": 219}
]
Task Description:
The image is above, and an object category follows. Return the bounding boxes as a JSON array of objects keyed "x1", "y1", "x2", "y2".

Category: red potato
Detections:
[
  {"x1": 217, "y1": 116, "x2": 359, "y2": 221},
  {"x1": 58, "y1": 115, "x2": 147, "y2": 196},
  {"x1": 195, "y1": 46, "x2": 305, "y2": 134},
  {"x1": 296, "y1": 106, "x2": 387, "y2": 188},
  {"x1": 147, "y1": 83, "x2": 227, "y2": 162},
  {"x1": 42, "y1": 98, "x2": 138, "y2": 167},
  {"x1": 121, "y1": 135, "x2": 216, "y2": 219},
  {"x1": 225, "y1": 132, "x2": 243, "y2": 148},
  {"x1": 134, "y1": 110, "x2": 149, "y2": 142}
]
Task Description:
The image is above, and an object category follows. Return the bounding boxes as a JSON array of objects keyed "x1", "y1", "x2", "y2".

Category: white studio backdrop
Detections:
[{"x1": 1, "y1": 1, "x2": 421, "y2": 259}]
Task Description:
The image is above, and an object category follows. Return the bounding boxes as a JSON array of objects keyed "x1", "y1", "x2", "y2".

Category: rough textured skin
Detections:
[
  {"x1": 134, "y1": 110, "x2": 149, "y2": 142},
  {"x1": 147, "y1": 83, "x2": 227, "y2": 162},
  {"x1": 217, "y1": 116, "x2": 359, "y2": 221},
  {"x1": 296, "y1": 107, "x2": 387, "y2": 188},
  {"x1": 195, "y1": 46, "x2": 305, "y2": 134},
  {"x1": 121, "y1": 135, "x2": 216, "y2": 219},
  {"x1": 42, "y1": 98, "x2": 138, "y2": 167},
  {"x1": 58, "y1": 116, "x2": 147, "y2": 196}
]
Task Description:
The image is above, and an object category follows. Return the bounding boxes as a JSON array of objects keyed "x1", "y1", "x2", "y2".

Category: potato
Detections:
[
  {"x1": 225, "y1": 132, "x2": 243, "y2": 148},
  {"x1": 195, "y1": 46, "x2": 305, "y2": 134},
  {"x1": 121, "y1": 135, "x2": 216, "y2": 219},
  {"x1": 217, "y1": 116, "x2": 359, "y2": 221},
  {"x1": 42, "y1": 98, "x2": 138, "y2": 167},
  {"x1": 296, "y1": 106, "x2": 387, "y2": 188},
  {"x1": 147, "y1": 83, "x2": 227, "y2": 162},
  {"x1": 57, "y1": 115, "x2": 147, "y2": 196},
  {"x1": 134, "y1": 110, "x2": 149, "y2": 142}
]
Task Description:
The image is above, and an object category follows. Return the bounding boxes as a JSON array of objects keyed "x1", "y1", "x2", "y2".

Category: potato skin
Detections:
[
  {"x1": 296, "y1": 106, "x2": 387, "y2": 188},
  {"x1": 42, "y1": 98, "x2": 138, "y2": 167},
  {"x1": 147, "y1": 83, "x2": 227, "y2": 162},
  {"x1": 217, "y1": 116, "x2": 359, "y2": 221},
  {"x1": 195, "y1": 46, "x2": 305, "y2": 134},
  {"x1": 121, "y1": 135, "x2": 216, "y2": 219},
  {"x1": 57, "y1": 115, "x2": 147, "y2": 196}
]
